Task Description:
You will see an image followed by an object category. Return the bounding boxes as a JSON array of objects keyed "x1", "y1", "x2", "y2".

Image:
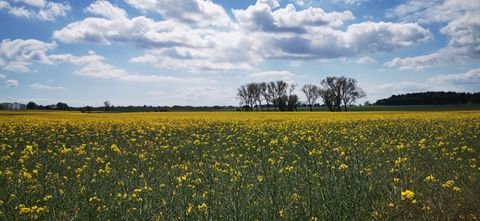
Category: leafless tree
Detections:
[
  {"x1": 319, "y1": 76, "x2": 366, "y2": 111},
  {"x1": 302, "y1": 84, "x2": 320, "y2": 111}
]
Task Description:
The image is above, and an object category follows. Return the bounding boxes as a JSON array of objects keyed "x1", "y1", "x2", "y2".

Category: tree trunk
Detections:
[{"x1": 309, "y1": 104, "x2": 312, "y2": 112}]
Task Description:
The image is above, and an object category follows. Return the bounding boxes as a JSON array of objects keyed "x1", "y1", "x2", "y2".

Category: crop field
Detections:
[{"x1": 0, "y1": 111, "x2": 479, "y2": 220}]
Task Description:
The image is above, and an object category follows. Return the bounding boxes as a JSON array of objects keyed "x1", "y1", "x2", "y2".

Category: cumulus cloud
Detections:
[
  {"x1": 85, "y1": 0, "x2": 127, "y2": 19},
  {"x1": 254, "y1": 21, "x2": 430, "y2": 59},
  {"x1": 366, "y1": 68, "x2": 480, "y2": 100},
  {"x1": 3, "y1": 61, "x2": 32, "y2": 72},
  {"x1": 14, "y1": 0, "x2": 45, "y2": 8},
  {"x1": 233, "y1": 2, "x2": 354, "y2": 32},
  {"x1": 51, "y1": 0, "x2": 431, "y2": 72},
  {"x1": 29, "y1": 83, "x2": 64, "y2": 90},
  {"x1": 52, "y1": 51, "x2": 211, "y2": 83},
  {"x1": 342, "y1": 0, "x2": 368, "y2": 5},
  {"x1": 247, "y1": 70, "x2": 298, "y2": 81},
  {"x1": 356, "y1": 56, "x2": 376, "y2": 64},
  {"x1": 0, "y1": 0, "x2": 70, "y2": 21},
  {"x1": 146, "y1": 87, "x2": 235, "y2": 106},
  {"x1": 385, "y1": 0, "x2": 480, "y2": 69},
  {"x1": 429, "y1": 68, "x2": 480, "y2": 85},
  {"x1": 6, "y1": 79, "x2": 19, "y2": 87},
  {"x1": 0, "y1": 38, "x2": 57, "y2": 72},
  {"x1": 124, "y1": 0, "x2": 231, "y2": 27}
]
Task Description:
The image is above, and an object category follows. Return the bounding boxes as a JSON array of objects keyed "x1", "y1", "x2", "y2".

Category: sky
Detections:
[{"x1": 0, "y1": 0, "x2": 479, "y2": 106}]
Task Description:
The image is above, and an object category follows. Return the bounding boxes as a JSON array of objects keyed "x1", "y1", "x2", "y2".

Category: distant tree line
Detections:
[
  {"x1": 375, "y1": 92, "x2": 480, "y2": 105},
  {"x1": 26, "y1": 102, "x2": 70, "y2": 110},
  {"x1": 237, "y1": 76, "x2": 366, "y2": 112}
]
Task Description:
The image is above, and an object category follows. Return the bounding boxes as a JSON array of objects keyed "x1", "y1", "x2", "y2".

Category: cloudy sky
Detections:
[{"x1": 0, "y1": 0, "x2": 479, "y2": 106}]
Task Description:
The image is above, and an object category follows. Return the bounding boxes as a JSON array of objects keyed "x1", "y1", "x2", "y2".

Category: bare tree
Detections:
[
  {"x1": 302, "y1": 84, "x2": 320, "y2": 111},
  {"x1": 340, "y1": 78, "x2": 366, "y2": 111},
  {"x1": 247, "y1": 83, "x2": 262, "y2": 111},
  {"x1": 104, "y1": 101, "x2": 111, "y2": 112},
  {"x1": 274, "y1": 81, "x2": 289, "y2": 111},
  {"x1": 259, "y1": 82, "x2": 267, "y2": 111},
  {"x1": 267, "y1": 82, "x2": 276, "y2": 110},
  {"x1": 319, "y1": 76, "x2": 366, "y2": 111},
  {"x1": 237, "y1": 85, "x2": 252, "y2": 111}
]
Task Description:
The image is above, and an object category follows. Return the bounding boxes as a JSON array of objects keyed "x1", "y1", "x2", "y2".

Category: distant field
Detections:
[{"x1": 0, "y1": 111, "x2": 479, "y2": 220}]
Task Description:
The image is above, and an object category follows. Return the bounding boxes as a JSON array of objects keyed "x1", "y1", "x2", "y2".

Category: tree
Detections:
[
  {"x1": 340, "y1": 78, "x2": 366, "y2": 111},
  {"x1": 319, "y1": 76, "x2": 366, "y2": 111},
  {"x1": 247, "y1": 83, "x2": 262, "y2": 111},
  {"x1": 302, "y1": 84, "x2": 320, "y2": 111},
  {"x1": 26, "y1": 101, "x2": 38, "y2": 110},
  {"x1": 260, "y1": 82, "x2": 270, "y2": 111},
  {"x1": 271, "y1": 81, "x2": 288, "y2": 111},
  {"x1": 104, "y1": 101, "x2": 112, "y2": 112},
  {"x1": 237, "y1": 85, "x2": 253, "y2": 111},
  {"x1": 267, "y1": 82, "x2": 278, "y2": 110},
  {"x1": 56, "y1": 102, "x2": 69, "y2": 111}
]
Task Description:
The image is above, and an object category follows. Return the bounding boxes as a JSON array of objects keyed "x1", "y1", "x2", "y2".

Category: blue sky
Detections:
[{"x1": 0, "y1": 0, "x2": 479, "y2": 106}]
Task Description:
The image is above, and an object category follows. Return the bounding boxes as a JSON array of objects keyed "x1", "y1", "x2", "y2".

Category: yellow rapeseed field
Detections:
[{"x1": 0, "y1": 111, "x2": 479, "y2": 220}]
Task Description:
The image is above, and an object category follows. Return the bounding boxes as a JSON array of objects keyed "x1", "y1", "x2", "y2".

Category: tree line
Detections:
[
  {"x1": 237, "y1": 76, "x2": 366, "y2": 111},
  {"x1": 375, "y1": 91, "x2": 480, "y2": 105}
]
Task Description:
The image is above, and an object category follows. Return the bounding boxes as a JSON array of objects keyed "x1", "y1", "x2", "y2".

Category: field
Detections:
[{"x1": 0, "y1": 111, "x2": 479, "y2": 220}]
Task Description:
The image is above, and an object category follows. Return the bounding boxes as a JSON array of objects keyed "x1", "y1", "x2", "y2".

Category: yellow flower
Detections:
[
  {"x1": 22, "y1": 171, "x2": 33, "y2": 179},
  {"x1": 442, "y1": 180, "x2": 454, "y2": 189},
  {"x1": 372, "y1": 210, "x2": 382, "y2": 219},
  {"x1": 401, "y1": 189, "x2": 415, "y2": 201},
  {"x1": 453, "y1": 186, "x2": 462, "y2": 192},
  {"x1": 197, "y1": 203, "x2": 208, "y2": 212},
  {"x1": 186, "y1": 203, "x2": 193, "y2": 215},
  {"x1": 424, "y1": 175, "x2": 436, "y2": 182},
  {"x1": 43, "y1": 195, "x2": 53, "y2": 201},
  {"x1": 339, "y1": 163, "x2": 349, "y2": 170},
  {"x1": 278, "y1": 209, "x2": 285, "y2": 218},
  {"x1": 291, "y1": 193, "x2": 301, "y2": 201}
]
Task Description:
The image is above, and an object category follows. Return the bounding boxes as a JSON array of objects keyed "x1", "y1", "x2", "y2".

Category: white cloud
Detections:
[
  {"x1": 0, "y1": 0, "x2": 70, "y2": 21},
  {"x1": 368, "y1": 81, "x2": 429, "y2": 93},
  {"x1": 0, "y1": 1, "x2": 9, "y2": 9},
  {"x1": 14, "y1": 0, "x2": 45, "y2": 8},
  {"x1": 146, "y1": 87, "x2": 235, "y2": 106},
  {"x1": 6, "y1": 79, "x2": 19, "y2": 87},
  {"x1": 340, "y1": 0, "x2": 368, "y2": 5},
  {"x1": 0, "y1": 38, "x2": 57, "y2": 72},
  {"x1": 429, "y1": 68, "x2": 480, "y2": 85},
  {"x1": 257, "y1": 0, "x2": 280, "y2": 9},
  {"x1": 366, "y1": 68, "x2": 480, "y2": 100},
  {"x1": 53, "y1": 51, "x2": 212, "y2": 83},
  {"x1": 0, "y1": 73, "x2": 5, "y2": 79},
  {"x1": 29, "y1": 83, "x2": 64, "y2": 90},
  {"x1": 233, "y1": 2, "x2": 354, "y2": 32},
  {"x1": 52, "y1": 1, "x2": 430, "y2": 72},
  {"x1": 356, "y1": 56, "x2": 376, "y2": 64},
  {"x1": 3, "y1": 61, "x2": 32, "y2": 72},
  {"x1": 385, "y1": 0, "x2": 480, "y2": 69},
  {"x1": 124, "y1": 0, "x2": 231, "y2": 27},
  {"x1": 384, "y1": 51, "x2": 446, "y2": 70},
  {"x1": 254, "y1": 21, "x2": 430, "y2": 59},
  {"x1": 247, "y1": 70, "x2": 298, "y2": 81},
  {"x1": 86, "y1": 0, "x2": 127, "y2": 19},
  {"x1": 0, "y1": 39, "x2": 56, "y2": 64}
]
